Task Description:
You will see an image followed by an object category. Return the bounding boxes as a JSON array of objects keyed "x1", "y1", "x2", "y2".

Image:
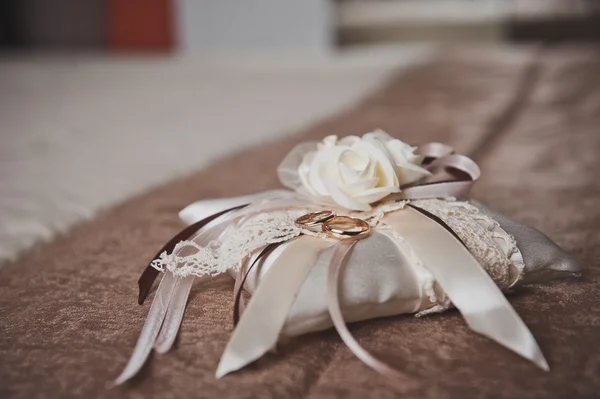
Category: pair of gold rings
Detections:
[{"x1": 294, "y1": 210, "x2": 370, "y2": 240}]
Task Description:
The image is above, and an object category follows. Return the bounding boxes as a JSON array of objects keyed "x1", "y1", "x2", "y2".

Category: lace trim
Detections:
[
  {"x1": 412, "y1": 199, "x2": 524, "y2": 290},
  {"x1": 151, "y1": 200, "x2": 408, "y2": 278},
  {"x1": 384, "y1": 229, "x2": 438, "y2": 311},
  {"x1": 348, "y1": 200, "x2": 408, "y2": 226},
  {"x1": 152, "y1": 211, "x2": 306, "y2": 277},
  {"x1": 151, "y1": 196, "x2": 523, "y2": 310}
]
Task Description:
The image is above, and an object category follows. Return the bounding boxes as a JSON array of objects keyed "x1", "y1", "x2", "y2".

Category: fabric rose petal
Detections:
[
  {"x1": 363, "y1": 130, "x2": 430, "y2": 186},
  {"x1": 298, "y1": 131, "x2": 430, "y2": 211}
]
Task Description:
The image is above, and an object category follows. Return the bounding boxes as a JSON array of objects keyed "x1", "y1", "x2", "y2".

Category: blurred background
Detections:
[
  {"x1": 1, "y1": 0, "x2": 600, "y2": 51},
  {"x1": 1, "y1": 0, "x2": 599, "y2": 262}
]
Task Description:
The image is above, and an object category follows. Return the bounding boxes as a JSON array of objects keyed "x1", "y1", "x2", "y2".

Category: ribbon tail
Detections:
[
  {"x1": 326, "y1": 240, "x2": 415, "y2": 388},
  {"x1": 115, "y1": 272, "x2": 178, "y2": 385},
  {"x1": 386, "y1": 207, "x2": 549, "y2": 371},
  {"x1": 152, "y1": 212, "x2": 244, "y2": 353},
  {"x1": 138, "y1": 204, "x2": 248, "y2": 305},
  {"x1": 153, "y1": 275, "x2": 195, "y2": 354},
  {"x1": 216, "y1": 236, "x2": 330, "y2": 378},
  {"x1": 123, "y1": 209, "x2": 242, "y2": 381},
  {"x1": 152, "y1": 195, "x2": 312, "y2": 351},
  {"x1": 133, "y1": 194, "x2": 310, "y2": 366},
  {"x1": 233, "y1": 242, "x2": 282, "y2": 326},
  {"x1": 232, "y1": 267, "x2": 246, "y2": 324}
]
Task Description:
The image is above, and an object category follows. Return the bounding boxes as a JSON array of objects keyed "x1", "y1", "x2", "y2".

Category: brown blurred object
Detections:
[
  {"x1": 338, "y1": 0, "x2": 600, "y2": 45},
  {"x1": 1, "y1": 0, "x2": 108, "y2": 49},
  {"x1": 509, "y1": 0, "x2": 600, "y2": 42},
  {"x1": 108, "y1": 0, "x2": 174, "y2": 51}
]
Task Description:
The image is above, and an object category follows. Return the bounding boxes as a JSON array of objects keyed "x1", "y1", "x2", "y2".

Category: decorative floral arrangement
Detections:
[{"x1": 117, "y1": 130, "x2": 581, "y2": 384}]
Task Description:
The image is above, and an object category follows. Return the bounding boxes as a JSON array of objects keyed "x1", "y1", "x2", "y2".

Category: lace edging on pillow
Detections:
[
  {"x1": 412, "y1": 199, "x2": 524, "y2": 290},
  {"x1": 150, "y1": 200, "x2": 409, "y2": 278},
  {"x1": 151, "y1": 211, "x2": 305, "y2": 278}
]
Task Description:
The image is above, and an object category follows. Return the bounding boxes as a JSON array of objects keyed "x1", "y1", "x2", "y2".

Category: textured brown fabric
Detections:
[{"x1": 1, "y1": 47, "x2": 599, "y2": 398}]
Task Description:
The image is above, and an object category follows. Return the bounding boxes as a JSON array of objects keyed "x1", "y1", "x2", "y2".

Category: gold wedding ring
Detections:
[
  {"x1": 294, "y1": 210, "x2": 335, "y2": 228},
  {"x1": 322, "y1": 216, "x2": 370, "y2": 240},
  {"x1": 295, "y1": 211, "x2": 370, "y2": 240}
]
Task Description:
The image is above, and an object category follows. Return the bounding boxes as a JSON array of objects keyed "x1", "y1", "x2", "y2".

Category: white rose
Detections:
[{"x1": 298, "y1": 130, "x2": 430, "y2": 211}]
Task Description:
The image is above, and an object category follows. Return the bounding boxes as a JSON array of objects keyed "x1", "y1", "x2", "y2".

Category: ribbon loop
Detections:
[
  {"x1": 326, "y1": 239, "x2": 415, "y2": 389},
  {"x1": 417, "y1": 142, "x2": 455, "y2": 160},
  {"x1": 401, "y1": 154, "x2": 481, "y2": 200}
]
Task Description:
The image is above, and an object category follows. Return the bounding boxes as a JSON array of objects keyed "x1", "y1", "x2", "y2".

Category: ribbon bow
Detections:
[{"x1": 116, "y1": 142, "x2": 547, "y2": 386}]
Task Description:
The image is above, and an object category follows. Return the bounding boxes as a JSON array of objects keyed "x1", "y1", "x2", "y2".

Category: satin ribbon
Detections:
[
  {"x1": 115, "y1": 271, "x2": 178, "y2": 384},
  {"x1": 138, "y1": 190, "x2": 301, "y2": 304},
  {"x1": 417, "y1": 142, "x2": 455, "y2": 159},
  {"x1": 220, "y1": 206, "x2": 547, "y2": 380},
  {"x1": 153, "y1": 275, "x2": 195, "y2": 354},
  {"x1": 326, "y1": 239, "x2": 416, "y2": 390},
  {"x1": 401, "y1": 154, "x2": 480, "y2": 199},
  {"x1": 386, "y1": 206, "x2": 549, "y2": 371},
  {"x1": 216, "y1": 236, "x2": 332, "y2": 378},
  {"x1": 401, "y1": 143, "x2": 480, "y2": 200},
  {"x1": 232, "y1": 242, "x2": 281, "y2": 326},
  {"x1": 117, "y1": 213, "x2": 240, "y2": 384},
  {"x1": 151, "y1": 216, "x2": 234, "y2": 355},
  {"x1": 319, "y1": 206, "x2": 546, "y2": 380},
  {"x1": 146, "y1": 208, "x2": 251, "y2": 358},
  {"x1": 137, "y1": 204, "x2": 248, "y2": 305},
  {"x1": 119, "y1": 194, "x2": 312, "y2": 384}
]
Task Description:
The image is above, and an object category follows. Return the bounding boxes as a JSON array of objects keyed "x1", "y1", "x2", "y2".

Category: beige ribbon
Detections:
[
  {"x1": 385, "y1": 206, "x2": 549, "y2": 371},
  {"x1": 326, "y1": 239, "x2": 416, "y2": 390},
  {"x1": 118, "y1": 194, "x2": 313, "y2": 384},
  {"x1": 116, "y1": 220, "x2": 233, "y2": 384},
  {"x1": 216, "y1": 235, "x2": 332, "y2": 378},
  {"x1": 219, "y1": 205, "x2": 548, "y2": 380},
  {"x1": 115, "y1": 271, "x2": 178, "y2": 384}
]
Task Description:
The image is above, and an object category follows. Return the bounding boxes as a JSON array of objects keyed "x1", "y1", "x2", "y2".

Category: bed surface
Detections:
[{"x1": 1, "y1": 46, "x2": 599, "y2": 398}]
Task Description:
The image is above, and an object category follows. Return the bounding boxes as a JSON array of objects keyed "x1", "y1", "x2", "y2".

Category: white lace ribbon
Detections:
[{"x1": 117, "y1": 191, "x2": 311, "y2": 384}]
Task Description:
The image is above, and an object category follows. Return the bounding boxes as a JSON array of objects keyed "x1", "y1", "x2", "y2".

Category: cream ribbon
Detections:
[
  {"x1": 116, "y1": 217, "x2": 234, "y2": 384},
  {"x1": 385, "y1": 206, "x2": 549, "y2": 371},
  {"x1": 326, "y1": 239, "x2": 416, "y2": 390},
  {"x1": 115, "y1": 271, "x2": 178, "y2": 384},
  {"x1": 219, "y1": 206, "x2": 548, "y2": 380},
  {"x1": 118, "y1": 193, "x2": 313, "y2": 384},
  {"x1": 216, "y1": 235, "x2": 332, "y2": 378}
]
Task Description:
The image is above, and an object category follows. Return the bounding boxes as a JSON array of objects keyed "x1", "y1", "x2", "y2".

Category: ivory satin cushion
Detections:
[{"x1": 239, "y1": 199, "x2": 582, "y2": 338}]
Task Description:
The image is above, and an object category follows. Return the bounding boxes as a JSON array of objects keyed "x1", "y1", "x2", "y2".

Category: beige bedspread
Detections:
[{"x1": 1, "y1": 46, "x2": 599, "y2": 398}]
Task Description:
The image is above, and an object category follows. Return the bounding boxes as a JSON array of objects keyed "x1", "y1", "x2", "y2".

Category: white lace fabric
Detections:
[
  {"x1": 151, "y1": 210, "x2": 306, "y2": 277},
  {"x1": 404, "y1": 199, "x2": 525, "y2": 315},
  {"x1": 151, "y1": 197, "x2": 524, "y2": 308},
  {"x1": 413, "y1": 199, "x2": 524, "y2": 289}
]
